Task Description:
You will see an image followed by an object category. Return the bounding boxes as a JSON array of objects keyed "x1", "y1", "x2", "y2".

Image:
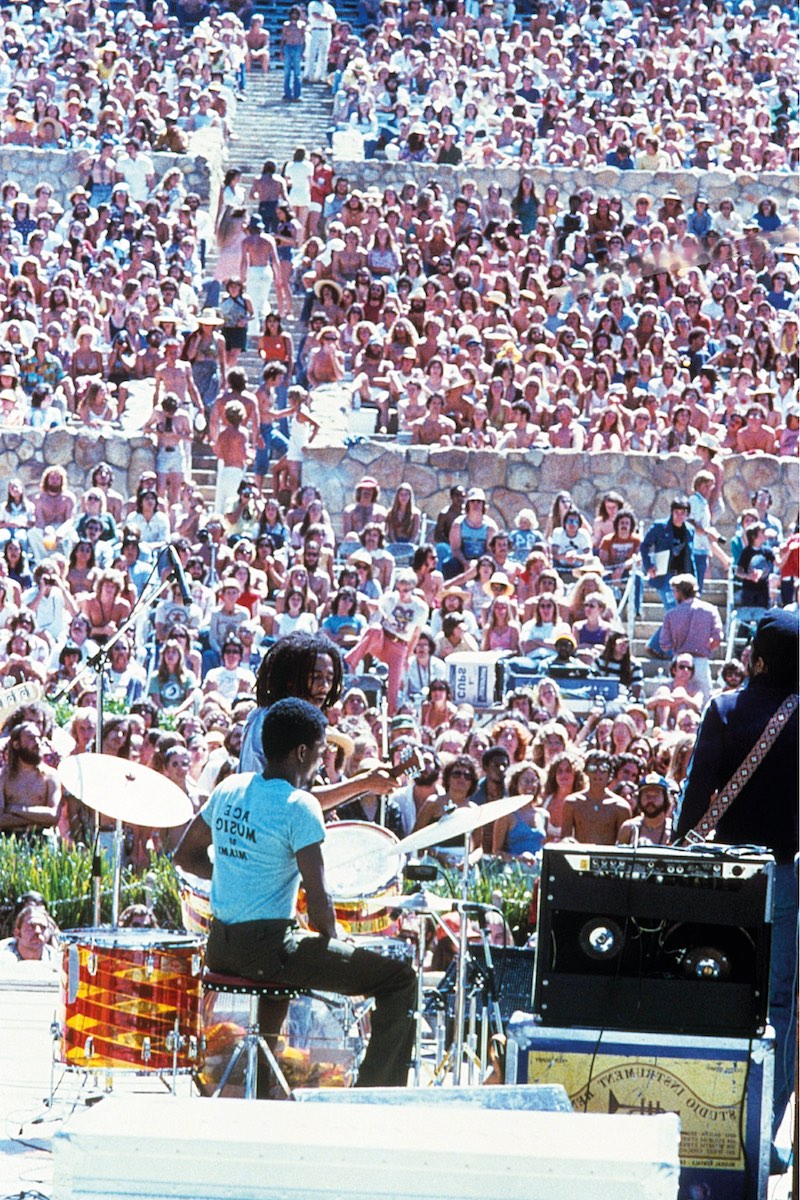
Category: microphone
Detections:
[{"x1": 167, "y1": 544, "x2": 192, "y2": 605}]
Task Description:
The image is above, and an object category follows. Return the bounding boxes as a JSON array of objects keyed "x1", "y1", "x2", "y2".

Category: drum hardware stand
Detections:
[
  {"x1": 410, "y1": 902, "x2": 459, "y2": 1087},
  {"x1": 212, "y1": 993, "x2": 294, "y2": 1101},
  {"x1": 439, "y1": 888, "x2": 501, "y2": 1087},
  {"x1": 451, "y1": 830, "x2": 473, "y2": 1086},
  {"x1": 467, "y1": 908, "x2": 505, "y2": 1084},
  {"x1": 50, "y1": 549, "x2": 177, "y2": 925}
]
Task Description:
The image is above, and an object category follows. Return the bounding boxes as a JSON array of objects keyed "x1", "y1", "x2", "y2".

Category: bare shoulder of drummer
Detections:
[{"x1": 0, "y1": 722, "x2": 61, "y2": 832}]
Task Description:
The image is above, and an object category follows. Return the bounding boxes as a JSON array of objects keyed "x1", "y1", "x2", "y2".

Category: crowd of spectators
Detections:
[
  {"x1": 324, "y1": 0, "x2": 797, "y2": 173},
  {"x1": 0, "y1": 0, "x2": 797, "y2": 931},
  {"x1": 0, "y1": 459, "x2": 794, "y2": 874},
  {"x1": 0, "y1": 0, "x2": 259, "y2": 434}
]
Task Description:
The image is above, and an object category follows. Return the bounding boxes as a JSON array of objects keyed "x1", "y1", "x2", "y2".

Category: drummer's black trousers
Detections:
[{"x1": 207, "y1": 918, "x2": 416, "y2": 1087}]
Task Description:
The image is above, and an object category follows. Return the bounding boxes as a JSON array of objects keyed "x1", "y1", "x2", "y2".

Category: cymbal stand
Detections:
[
  {"x1": 409, "y1": 900, "x2": 459, "y2": 1087},
  {"x1": 471, "y1": 911, "x2": 505, "y2": 1083},
  {"x1": 50, "y1": 552, "x2": 176, "y2": 926},
  {"x1": 451, "y1": 830, "x2": 471, "y2": 1086}
]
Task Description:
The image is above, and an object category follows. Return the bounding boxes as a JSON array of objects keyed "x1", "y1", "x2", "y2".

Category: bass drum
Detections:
[{"x1": 58, "y1": 928, "x2": 205, "y2": 1073}]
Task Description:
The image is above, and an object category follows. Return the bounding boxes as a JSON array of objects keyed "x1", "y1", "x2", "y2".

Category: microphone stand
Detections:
[
  {"x1": 451, "y1": 828, "x2": 472, "y2": 1086},
  {"x1": 49, "y1": 546, "x2": 180, "y2": 926}
]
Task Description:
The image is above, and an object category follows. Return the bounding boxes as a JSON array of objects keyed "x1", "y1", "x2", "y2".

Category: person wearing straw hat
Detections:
[{"x1": 185, "y1": 309, "x2": 227, "y2": 410}]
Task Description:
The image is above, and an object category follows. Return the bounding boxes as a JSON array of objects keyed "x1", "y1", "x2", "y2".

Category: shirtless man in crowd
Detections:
[
  {"x1": 0, "y1": 722, "x2": 61, "y2": 834},
  {"x1": 561, "y1": 749, "x2": 631, "y2": 845},
  {"x1": 240, "y1": 216, "x2": 283, "y2": 328},
  {"x1": 143, "y1": 392, "x2": 192, "y2": 504},
  {"x1": 153, "y1": 338, "x2": 203, "y2": 418},
  {"x1": 410, "y1": 393, "x2": 456, "y2": 446}
]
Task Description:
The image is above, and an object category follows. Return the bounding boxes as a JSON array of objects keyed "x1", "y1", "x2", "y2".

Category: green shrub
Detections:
[
  {"x1": 0, "y1": 838, "x2": 182, "y2": 938},
  {"x1": 426, "y1": 859, "x2": 536, "y2": 946}
]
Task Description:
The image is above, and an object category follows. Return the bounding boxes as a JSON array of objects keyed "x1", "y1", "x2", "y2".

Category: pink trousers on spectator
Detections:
[{"x1": 345, "y1": 626, "x2": 408, "y2": 714}]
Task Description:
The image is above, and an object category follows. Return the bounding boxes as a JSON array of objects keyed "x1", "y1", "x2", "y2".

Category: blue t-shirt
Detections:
[{"x1": 201, "y1": 773, "x2": 325, "y2": 923}]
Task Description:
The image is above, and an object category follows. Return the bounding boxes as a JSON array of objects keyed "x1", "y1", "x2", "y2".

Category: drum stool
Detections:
[{"x1": 202, "y1": 970, "x2": 312, "y2": 1100}]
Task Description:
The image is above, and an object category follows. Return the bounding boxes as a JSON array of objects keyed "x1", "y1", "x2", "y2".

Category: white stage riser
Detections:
[{"x1": 53, "y1": 1095, "x2": 681, "y2": 1200}]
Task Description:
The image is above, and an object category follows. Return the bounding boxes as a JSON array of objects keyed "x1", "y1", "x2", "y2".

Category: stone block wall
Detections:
[
  {"x1": 303, "y1": 442, "x2": 799, "y2": 541},
  {"x1": 330, "y1": 162, "x2": 798, "y2": 216},
  {"x1": 0, "y1": 429, "x2": 155, "y2": 501},
  {"x1": 0, "y1": 127, "x2": 223, "y2": 207}
]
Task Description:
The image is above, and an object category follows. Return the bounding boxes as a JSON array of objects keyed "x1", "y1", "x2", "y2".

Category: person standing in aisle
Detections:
[
  {"x1": 304, "y1": 0, "x2": 336, "y2": 83},
  {"x1": 281, "y1": 7, "x2": 306, "y2": 103}
]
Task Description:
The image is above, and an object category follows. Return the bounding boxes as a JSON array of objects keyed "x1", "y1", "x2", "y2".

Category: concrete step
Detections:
[{"x1": 192, "y1": 60, "x2": 334, "y2": 491}]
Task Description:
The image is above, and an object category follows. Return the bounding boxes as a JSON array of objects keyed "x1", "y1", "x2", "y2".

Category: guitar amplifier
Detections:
[{"x1": 533, "y1": 844, "x2": 775, "y2": 1038}]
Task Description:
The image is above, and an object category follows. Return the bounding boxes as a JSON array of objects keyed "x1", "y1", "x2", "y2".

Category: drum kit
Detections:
[
  {"x1": 53, "y1": 753, "x2": 533, "y2": 1095},
  {"x1": 54, "y1": 754, "x2": 202, "y2": 1094}
]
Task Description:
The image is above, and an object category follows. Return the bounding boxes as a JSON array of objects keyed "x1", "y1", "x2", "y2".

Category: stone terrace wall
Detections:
[
  {"x1": 330, "y1": 162, "x2": 798, "y2": 215},
  {"x1": 0, "y1": 127, "x2": 223, "y2": 206},
  {"x1": 0, "y1": 429, "x2": 155, "y2": 500},
  {"x1": 304, "y1": 443, "x2": 799, "y2": 540}
]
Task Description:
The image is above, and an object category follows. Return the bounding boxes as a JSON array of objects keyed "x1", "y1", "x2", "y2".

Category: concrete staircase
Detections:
[
  {"x1": 633, "y1": 578, "x2": 730, "y2": 696},
  {"x1": 192, "y1": 65, "x2": 334, "y2": 505}
]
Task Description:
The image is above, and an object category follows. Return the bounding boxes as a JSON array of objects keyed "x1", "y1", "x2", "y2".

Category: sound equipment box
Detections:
[{"x1": 533, "y1": 844, "x2": 775, "y2": 1038}]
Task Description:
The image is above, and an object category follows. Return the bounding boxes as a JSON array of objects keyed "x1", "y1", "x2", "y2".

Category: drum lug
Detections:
[
  {"x1": 145, "y1": 953, "x2": 155, "y2": 977},
  {"x1": 84, "y1": 1036, "x2": 94, "y2": 1061},
  {"x1": 188, "y1": 1035, "x2": 198, "y2": 1060},
  {"x1": 142, "y1": 1037, "x2": 151, "y2": 1063},
  {"x1": 88, "y1": 952, "x2": 97, "y2": 977},
  {"x1": 191, "y1": 953, "x2": 201, "y2": 976},
  {"x1": 166, "y1": 1028, "x2": 184, "y2": 1053}
]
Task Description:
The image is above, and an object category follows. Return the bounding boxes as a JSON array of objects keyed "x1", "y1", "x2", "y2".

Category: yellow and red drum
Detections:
[
  {"x1": 58, "y1": 928, "x2": 204, "y2": 1073},
  {"x1": 176, "y1": 868, "x2": 212, "y2": 936}
]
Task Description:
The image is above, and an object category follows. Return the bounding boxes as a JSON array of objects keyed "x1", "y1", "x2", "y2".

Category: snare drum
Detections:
[
  {"x1": 58, "y1": 928, "x2": 205, "y2": 1073},
  {"x1": 298, "y1": 821, "x2": 403, "y2": 937}
]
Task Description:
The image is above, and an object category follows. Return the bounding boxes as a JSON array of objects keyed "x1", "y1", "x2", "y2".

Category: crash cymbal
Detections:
[
  {"x1": 394, "y1": 793, "x2": 532, "y2": 856},
  {"x1": 58, "y1": 754, "x2": 193, "y2": 828}
]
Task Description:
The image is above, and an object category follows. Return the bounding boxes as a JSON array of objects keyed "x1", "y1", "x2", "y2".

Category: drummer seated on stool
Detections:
[{"x1": 174, "y1": 697, "x2": 416, "y2": 1088}]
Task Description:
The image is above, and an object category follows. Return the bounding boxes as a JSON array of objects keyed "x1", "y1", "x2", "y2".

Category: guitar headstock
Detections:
[{"x1": 391, "y1": 740, "x2": 427, "y2": 781}]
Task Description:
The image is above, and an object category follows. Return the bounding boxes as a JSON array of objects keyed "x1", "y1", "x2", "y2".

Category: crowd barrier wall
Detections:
[
  {"x1": 0, "y1": 428, "x2": 155, "y2": 499},
  {"x1": 304, "y1": 442, "x2": 799, "y2": 539},
  {"x1": 330, "y1": 162, "x2": 798, "y2": 215},
  {"x1": 0, "y1": 127, "x2": 223, "y2": 206}
]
